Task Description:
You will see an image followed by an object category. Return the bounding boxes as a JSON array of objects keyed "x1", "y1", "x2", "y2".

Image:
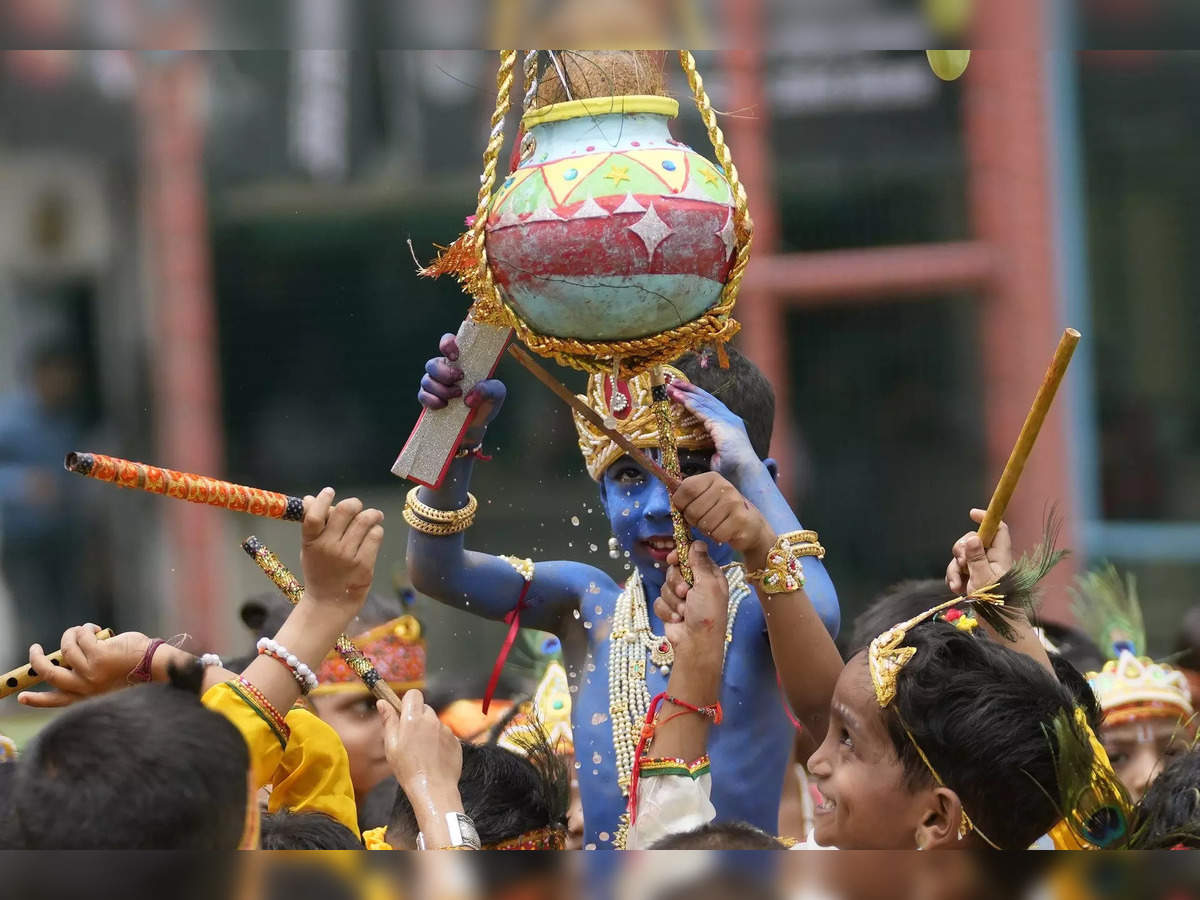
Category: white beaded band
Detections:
[
  {"x1": 199, "y1": 653, "x2": 223, "y2": 668},
  {"x1": 256, "y1": 637, "x2": 319, "y2": 694}
]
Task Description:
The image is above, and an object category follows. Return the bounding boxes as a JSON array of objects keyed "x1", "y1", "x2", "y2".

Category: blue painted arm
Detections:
[
  {"x1": 665, "y1": 379, "x2": 840, "y2": 639},
  {"x1": 406, "y1": 455, "x2": 614, "y2": 637}
]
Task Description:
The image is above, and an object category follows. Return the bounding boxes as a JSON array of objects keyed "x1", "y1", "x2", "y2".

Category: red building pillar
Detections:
[
  {"x1": 137, "y1": 52, "x2": 225, "y2": 645},
  {"x1": 964, "y1": 43, "x2": 1079, "y2": 617}
]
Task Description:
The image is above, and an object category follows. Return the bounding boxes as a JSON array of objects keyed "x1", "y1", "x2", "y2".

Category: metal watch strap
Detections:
[{"x1": 417, "y1": 812, "x2": 481, "y2": 850}]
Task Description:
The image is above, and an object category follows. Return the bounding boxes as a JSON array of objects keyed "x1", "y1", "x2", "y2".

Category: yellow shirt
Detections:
[{"x1": 203, "y1": 682, "x2": 360, "y2": 839}]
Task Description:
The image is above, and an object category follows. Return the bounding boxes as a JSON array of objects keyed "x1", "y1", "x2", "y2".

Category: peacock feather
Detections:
[
  {"x1": 1044, "y1": 707, "x2": 1133, "y2": 849},
  {"x1": 1070, "y1": 563, "x2": 1146, "y2": 658}
]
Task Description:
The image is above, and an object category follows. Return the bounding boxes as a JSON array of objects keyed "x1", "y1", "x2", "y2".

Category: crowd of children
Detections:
[{"x1": 0, "y1": 338, "x2": 1197, "y2": 852}]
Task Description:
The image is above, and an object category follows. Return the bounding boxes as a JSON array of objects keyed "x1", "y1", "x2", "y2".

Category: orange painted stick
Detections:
[
  {"x1": 65, "y1": 452, "x2": 304, "y2": 521},
  {"x1": 978, "y1": 328, "x2": 1081, "y2": 547}
]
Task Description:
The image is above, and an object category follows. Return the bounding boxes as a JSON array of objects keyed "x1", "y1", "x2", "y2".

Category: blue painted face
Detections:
[{"x1": 598, "y1": 448, "x2": 735, "y2": 581}]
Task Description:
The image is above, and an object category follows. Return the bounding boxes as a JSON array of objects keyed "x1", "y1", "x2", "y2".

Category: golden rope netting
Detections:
[{"x1": 446, "y1": 50, "x2": 752, "y2": 379}]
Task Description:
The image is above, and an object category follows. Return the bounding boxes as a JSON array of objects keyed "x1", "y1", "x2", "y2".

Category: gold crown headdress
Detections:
[
  {"x1": 573, "y1": 365, "x2": 711, "y2": 481},
  {"x1": 1072, "y1": 564, "x2": 1194, "y2": 725},
  {"x1": 313, "y1": 616, "x2": 425, "y2": 695},
  {"x1": 497, "y1": 660, "x2": 575, "y2": 758}
]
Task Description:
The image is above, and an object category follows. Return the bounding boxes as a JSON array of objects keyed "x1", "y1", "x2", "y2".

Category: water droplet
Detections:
[
  {"x1": 623, "y1": 550, "x2": 631, "y2": 558},
  {"x1": 589, "y1": 543, "x2": 598, "y2": 553},
  {"x1": 574, "y1": 760, "x2": 582, "y2": 770},
  {"x1": 569, "y1": 684, "x2": 578, "y2": 694},
  {"x1": 599, "y1": 832, "x2": 611, "y2": 842},
  {"x1": 571, "y1": 516, "x2": 580, "y2": 526},
  {"x1": 583, "y1": 621, "x2": 592, "y2": 629},
  {"x1": 592, "y1": 769, "x2": 599, "y2": 775},
  {"x1": 594, "y1": 605, "x2": 604, "y2": 615},
  {"x1": 591, "y1": 712, "x2": 608, "y2": 726},
  {"x1": 623, "y1": 563, "x2": 631, "y2": 570},
  {"x1": 621, "y1": 508, "x2": 630, "y2": 516},
  {"x1": 585, "y1": 843, "x2": 597, "y2": 851},
  {"x1": 586, "y1": 663, "x2": 597, "y2": 673},
  {"x1": 592, "y1": 751, "x2": 602, "y2": 764},
  {"x1": 634, "y1": 501, "x2": 641, "y2": 508},
  {"x1": 572, "y1": 608, "x2": 581, "y2": 620}
]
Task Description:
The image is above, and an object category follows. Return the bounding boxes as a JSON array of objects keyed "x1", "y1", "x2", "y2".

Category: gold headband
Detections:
[
  {"x1": 868, "y1": 588, "x2": 1004, "y2": 708},
  {"x1": 573, "y1": 366, "x2": 711, "y2": 481}
]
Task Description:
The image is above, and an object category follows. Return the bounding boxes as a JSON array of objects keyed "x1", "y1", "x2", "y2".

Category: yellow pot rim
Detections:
[{"x1": 522, "y1": 95, "x2": 679, "y2": 129}]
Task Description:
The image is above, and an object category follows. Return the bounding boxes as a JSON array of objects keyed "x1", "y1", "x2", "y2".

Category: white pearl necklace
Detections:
[{"x1": 608, "y1": 565, "x2": 748, "y2": 795}]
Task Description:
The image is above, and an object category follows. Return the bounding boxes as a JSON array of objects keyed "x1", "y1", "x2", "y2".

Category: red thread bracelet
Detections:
[
  {"x1": 128, "y1": 638, "x2": 165, "y2": 684},
  {"x1": 627, "y1": 692, "x2": 722, "y2": 824}
]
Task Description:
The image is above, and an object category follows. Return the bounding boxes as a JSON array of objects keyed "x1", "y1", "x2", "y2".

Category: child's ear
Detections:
[
  {"x1": 915, "y1": 787, "x2": 967, "y2": 850},
  {"x1": 763, "y1": 458, "x2": 779, "y2": 482}
]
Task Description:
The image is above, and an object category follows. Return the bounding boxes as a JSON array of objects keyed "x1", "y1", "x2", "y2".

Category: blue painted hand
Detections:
[
  {"x1": 665, "y1": 380, "x2": 760, "y2": 479},
  {"x1": 418, "y1": 333, "x2": 507, "y2": 446}
]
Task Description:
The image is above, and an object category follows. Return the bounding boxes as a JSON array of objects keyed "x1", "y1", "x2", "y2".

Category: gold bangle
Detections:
[
  {"x1": 405, "y1": 487, "x2": 478, "y2": 525},
  {"x1": 745, "y1": 531, "x2": 824, "y2": 595},
  {"x1": 403, "y1": 505, "x2": 474, "y2": 536}
]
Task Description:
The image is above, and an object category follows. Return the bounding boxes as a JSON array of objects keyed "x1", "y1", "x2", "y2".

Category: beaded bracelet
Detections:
[
  {"x1": 230, "y1": 677, "x2": 291, "y2": 746},
  {"x1": 745, "y1": 530, "x2": 825, "y2": 595},
  {"x1": 256, "y1": 638, "x2": 318, "y2": 694}
]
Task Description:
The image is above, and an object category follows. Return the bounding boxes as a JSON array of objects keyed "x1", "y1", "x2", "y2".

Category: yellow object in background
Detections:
[{"x1": 926, "y1": 50, "x2": 972, "y2": 81}]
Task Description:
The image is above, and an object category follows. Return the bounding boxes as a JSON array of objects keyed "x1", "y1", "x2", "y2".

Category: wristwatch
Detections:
[{"x1": 417, "y1": 812, "x2": 481, "y2": 850}]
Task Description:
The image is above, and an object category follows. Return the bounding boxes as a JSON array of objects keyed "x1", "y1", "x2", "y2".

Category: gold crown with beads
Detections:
[
  {"x1": 1086, "y1": 648, "x2": 1194, "y2": 727},
  {"x1": 573, "y1": 366, "x2": 711, "y2": 481}
]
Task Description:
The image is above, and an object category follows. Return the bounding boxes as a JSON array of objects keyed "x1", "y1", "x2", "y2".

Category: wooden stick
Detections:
[
  {"x1": 0, "y1": 629, "x2": 115, "y2": 699},
  {"x1": 241, "y1": 537, "x2": 404, "y2": 713},
  {"x1": 978, "y1": 328, "x2": 1081, "y2": 546},
  {"x1": 507, "y1": 345, "x2": 682, "y2": 492}
]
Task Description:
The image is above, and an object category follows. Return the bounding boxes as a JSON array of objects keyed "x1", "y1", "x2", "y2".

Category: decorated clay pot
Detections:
[{"x1": 485, "y1": 96, "x2": 736, "y2": 342}]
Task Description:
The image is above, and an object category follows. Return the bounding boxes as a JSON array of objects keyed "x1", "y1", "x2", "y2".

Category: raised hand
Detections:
[
  {"x1": 19, "y1": 626, "x2": 151, "y2": 709},
  {"x1": 946, "y1": 508, "x2": 1014, "y2": 595},
  {"x1": 656, "y1": 542, "x2": 729, "y2": 663},
  {"x1": 380, "y1": 689, "x2": 464, "y2": 795},
  {"x1": 300, "y1": 487, "x2": 385, "y2": 612},
  {"x1": 665, "y1": 379, "x2": 761, "y2": 479},
  {"x1": 671, "y1": 471, "x2": 776, "y2": 564},
  {"x1": 418, "y1": 333, "x2": 506, "y2": 446}
]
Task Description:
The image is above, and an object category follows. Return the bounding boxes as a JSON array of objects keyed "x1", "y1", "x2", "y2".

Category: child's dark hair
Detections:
[
  {"x1": 849, "y1": 579, "x2": 950, "y2": 656},
  {"x1": 259, "y1": 810, "x2": 363, "y2": 850},
  {"x1": 676, "y1": 345, "x2": 774, "y2": 460},
  {"x1": 884, "y1": 619, "x2": 1082, "y2": 849},
  {"x1": 5, "y1": 660, "x2": 250, "y2": 849},
  {"x1": 1128, "y1": 747, "x2": 1200, "y2": 849},
  {"x1": 650, "y1": 820, "x2": 786, "y2": 849},
  {"x1": 390, "y1": 739, "x2": 568, "y2": 847}
]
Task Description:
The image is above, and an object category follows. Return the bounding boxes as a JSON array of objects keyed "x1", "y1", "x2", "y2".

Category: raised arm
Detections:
[
  {"x1": 666, "y1": 379, "x2": 839, "y2": 637},
  {"x1": 406, "y1": 334, "x2": 609, "y2": 636},
  {"x1": 669, "y1": 472, "x2": 843, "y2": 745}
]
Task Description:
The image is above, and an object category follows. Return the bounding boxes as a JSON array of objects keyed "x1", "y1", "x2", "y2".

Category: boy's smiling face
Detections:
[
  {"x1": 599, "y1": 448, "x2": 732, "y2": 575},
  {"x1": 807, "y1": 653, "x2": 937, "y2": 849}
]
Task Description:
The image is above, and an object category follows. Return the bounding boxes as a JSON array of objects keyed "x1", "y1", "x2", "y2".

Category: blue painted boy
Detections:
[{"x1": 407, "y1": 336, "x2": 839, "y2": 847}]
